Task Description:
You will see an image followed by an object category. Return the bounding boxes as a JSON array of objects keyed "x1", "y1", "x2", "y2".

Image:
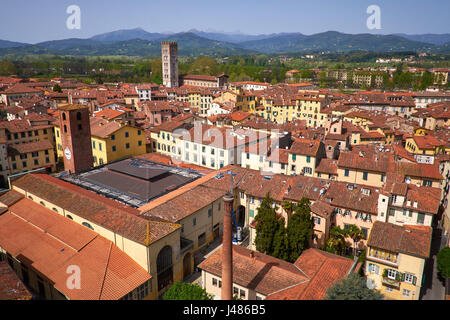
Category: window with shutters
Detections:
[
  {"x1": 403, "y1": 273, "x2": 416, "y2": 285},
  {"x1": 368, "y1": 263, "x2": 379, "y2": 274}
]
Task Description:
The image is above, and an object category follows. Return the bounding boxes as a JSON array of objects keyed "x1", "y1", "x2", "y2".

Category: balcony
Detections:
[
  {"x1": 382, "y1": 276, "x2": 401, "y2": 288},
  {"x1": 368, "y1": 252, "x2": 398, "y2": 266}
]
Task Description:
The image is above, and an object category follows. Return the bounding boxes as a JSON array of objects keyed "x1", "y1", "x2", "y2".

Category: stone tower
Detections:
[
  {"x1": 161, "y1": 41, "x2": 179, "y2": 88},
  {"x1": 58, "y1": 105, "x2": 93, "y2": 174}
]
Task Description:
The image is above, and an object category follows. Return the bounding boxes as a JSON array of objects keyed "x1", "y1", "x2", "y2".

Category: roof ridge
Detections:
[{"x1": 98, "y1": 241, "x2": 113, "y2": 300}]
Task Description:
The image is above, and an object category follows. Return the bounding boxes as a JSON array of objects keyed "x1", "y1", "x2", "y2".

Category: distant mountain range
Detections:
[
  {"x1": 0, "y1": 39, "x2": 28, "y2": 49},
  {"x1": 0, "y1": 28, "x2": 449, "y2": 57},
  {"x1": 392, "y1": 33, "x2": 450, "y2": 45}
]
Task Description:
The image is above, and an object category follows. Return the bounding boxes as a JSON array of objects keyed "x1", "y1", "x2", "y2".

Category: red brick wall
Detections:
[{"x1": 59, "y1": 107, "x2": 94, "y2": 174}]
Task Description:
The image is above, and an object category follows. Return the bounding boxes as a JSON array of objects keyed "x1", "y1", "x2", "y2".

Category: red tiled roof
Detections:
[
  {"x1": 310, "y1": 200, "x2": 334, "y2": 219},
  {"x1": 198, "y1": 245, "x2": 356, "y2": 300},
  {"x1": 289, "y1": 138, "x2": 320, "y2": 156},
  {"x1": 198, "y1": 245, "x2": 308, "y2": 296},
  {"x1": 0, "y1": 261, "x2": 32, "y2": 300},
  {"x1": 230, "y1": 111, "x2": 251, "y2": 122},
  {"x1": 411, "y1": 135, "x2": 444, "y2": 150},
  {"x1": 403, "y1": 184, "x2": 441, "y2": 214},
  {"x1": 182, "y1": 74, "x2": 218, "y2": 82},
  {"x1": 3, "y1": 84, "x2": 43, "y2": 94},
  {"x1": 276, "y1": 249, "x2": 357, "y2": 300},
  {"x1": 395, "y1": 162, "x2": 443, "y2": 180},
  {"x1": 90, "y1": 117, "x2": 124, "y2": 138},
  {"x1": 368, "y1": 221, "x2": 432, "y2": 259},
  {"x1": 93, "y1": 108, "x2": 124, "y2": 120},
  {"x1": 337, "y1": 151, "x2": 394, "y2": 173},
  {"x1": 11, "y1": 174, "x2": 180, "y2": 245},
  {"x1": 141, "y1": 184, "x2": 226, "y2": 223},
  {"x1": 7, "y1": 140, "x2": 53, "y2": 155},
  {"x1": 315, "y1": 159, "x2": 338, "y2": 175},
  {"x1": 0, "y1": 198, "x2": 151, "y2": 300},
  {"x1": 0, "y1": 190, "x2": 24, "y2": 207},
  {"x1": 0, "y1": 119, "x2": 54, "y2": 133},
  {"x1": 392, "y1": 145, "x2": 416, "y2": 163}
]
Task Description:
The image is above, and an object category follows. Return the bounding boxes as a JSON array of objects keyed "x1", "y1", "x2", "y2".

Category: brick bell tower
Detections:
[{"x1": 58, "y1": 105, "x2": 93, "y2": 174}]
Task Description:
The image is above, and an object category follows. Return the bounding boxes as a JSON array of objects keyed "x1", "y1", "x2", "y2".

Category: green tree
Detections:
[
  {"x1": 0, "y1": 60, "x2": 18, "y2": 75},
  {"x1": 254, "y1": 193, "x2": 285, "y2": 258},
  {"x1": 150, "y1": 58, "x2": 162, "y2": 84},
  {"x1": 190, "y1": 56, "x2": 218, "y2": 75},
  {"x1": 281, "y1": 200, "x2": 295, "y2": 219},
  {"x1": 52, "y1": 83, "x2": 62, "y2": 93},
  {"x1": 324, "y1": 226, "x2": 347, "y2": 255},
  {"x1": 163, "y1": 282, "x2": 213, "y2": 300},
  {"x1": 272, "y1": 221, "x2": 289, "y2": 261},
  {"x1": 436, "y1": 247, "x2": 450, "y2": 279},
  {"x1": 345, "y1": 224, "x2": 365, "y2": 257},
  {"x1": 326, "y1": 273, "x2": 384, "y2": 300},
  {"x1": 419, "y1": 71, "x2": 434, "y2": 90},
  {"x1": 286, "y1": 198, "x2": 313, "y2": 262}
]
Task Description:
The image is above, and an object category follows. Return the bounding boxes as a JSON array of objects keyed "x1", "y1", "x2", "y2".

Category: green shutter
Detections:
[{"x1": 412, "y1": 276, "x2": 417, "y2": 286}]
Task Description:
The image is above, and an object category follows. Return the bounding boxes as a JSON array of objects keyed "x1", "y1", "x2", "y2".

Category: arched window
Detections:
[
  {"x1": 64, "y1": 125, "x2": 67, "y2": 133},
  {"x1": 66, "y1": 215, "x2": 73, "y2": 220},
  {"x1": 28, "y1": 196, "x2": 33, "y2": 200},
  {"x1": 76, "y1": 112, "x2": 82, "y2": 121},
  {"x1": 52, "y1": 208, "x2": 58, "y2": 213},
  {"x1": 62, "y1": 113, "x2": 66, "y2": 121},
  {"x1": 157, "y1": 246, "x2": 173, "y2": 291},
  {"x1": 40, "y1": 201, "x2": 46, "y2": 207},
  {"x1": 82, "y1": 222, "x2": 94, "y2": 230}
]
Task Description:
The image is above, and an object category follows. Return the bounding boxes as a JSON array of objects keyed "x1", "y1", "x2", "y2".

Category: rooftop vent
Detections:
[{"x1": 215, "y1": 173, "x2": 224, "y2": 180}]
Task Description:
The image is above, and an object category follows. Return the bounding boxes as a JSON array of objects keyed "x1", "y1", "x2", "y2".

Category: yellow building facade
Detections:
[
  {"x1": 365, "y1": 222, "x2": 431, "y2": 300},
  {"x1": 55, "y1": 121, "x2": 146, "y2": 166}
]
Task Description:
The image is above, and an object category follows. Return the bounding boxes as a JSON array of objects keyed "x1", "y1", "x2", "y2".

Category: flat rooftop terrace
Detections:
[{"x1": 58, "y1": 158, "x2": 203, "y2": 208}]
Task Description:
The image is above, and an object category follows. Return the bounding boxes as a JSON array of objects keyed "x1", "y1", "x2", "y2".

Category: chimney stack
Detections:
[{"x1": 221, "y1": 193, "x2": 234, "y2": 300}]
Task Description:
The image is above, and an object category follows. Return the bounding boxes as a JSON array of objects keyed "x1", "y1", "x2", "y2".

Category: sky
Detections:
[{"x1": 1, "y1": 0, "x2": 449, "y2": 43}]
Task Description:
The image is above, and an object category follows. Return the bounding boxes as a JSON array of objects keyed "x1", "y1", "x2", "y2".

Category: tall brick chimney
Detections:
[{"x1": 221, "y1": 193, "x2": 234, "y2": 300}]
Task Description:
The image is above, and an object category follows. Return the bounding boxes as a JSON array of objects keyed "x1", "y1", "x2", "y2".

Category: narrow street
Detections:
[{"x1": 421, "y1": 226, "x2": 446, "y2": 300}]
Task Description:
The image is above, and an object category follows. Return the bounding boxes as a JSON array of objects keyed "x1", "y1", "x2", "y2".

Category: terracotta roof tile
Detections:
[
  {"x1": 12, "y1": 174, "x2": 179, "y2": 245},
  {"x1": 0, "y1": 200, "x2": 151, "y2": 300},
  {"x1": 367, "y1": 221, "x2": 432, "y2": 258},
  {"x1": 290, "y1": 139, "x2": 320, "y2": 156},
  {"x1": 0, "y1": 261, "x2": 32, "y2": 300},
  {"x1": 198, "y1": 245, "x2": 308, "y2": 296},
  {"x1": 7, "y1": 140, "x2": 53, "y2": 155}
]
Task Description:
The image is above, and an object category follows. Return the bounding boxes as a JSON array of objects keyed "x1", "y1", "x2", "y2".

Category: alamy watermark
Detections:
[
  {"x1": 66, "y1": 5, "x2": 81, "y2": 30},
  {"x1": 66, "y1": 265, "x2": 81, "y2": 290},
  {"x1": 366, "y1": 5, "x2": 381, "y2": 30}
]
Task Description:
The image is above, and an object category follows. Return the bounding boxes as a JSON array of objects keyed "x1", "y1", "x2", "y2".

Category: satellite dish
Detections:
[{"x1": 366, "y1": 278, "x2": 376, "y2": 290}]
